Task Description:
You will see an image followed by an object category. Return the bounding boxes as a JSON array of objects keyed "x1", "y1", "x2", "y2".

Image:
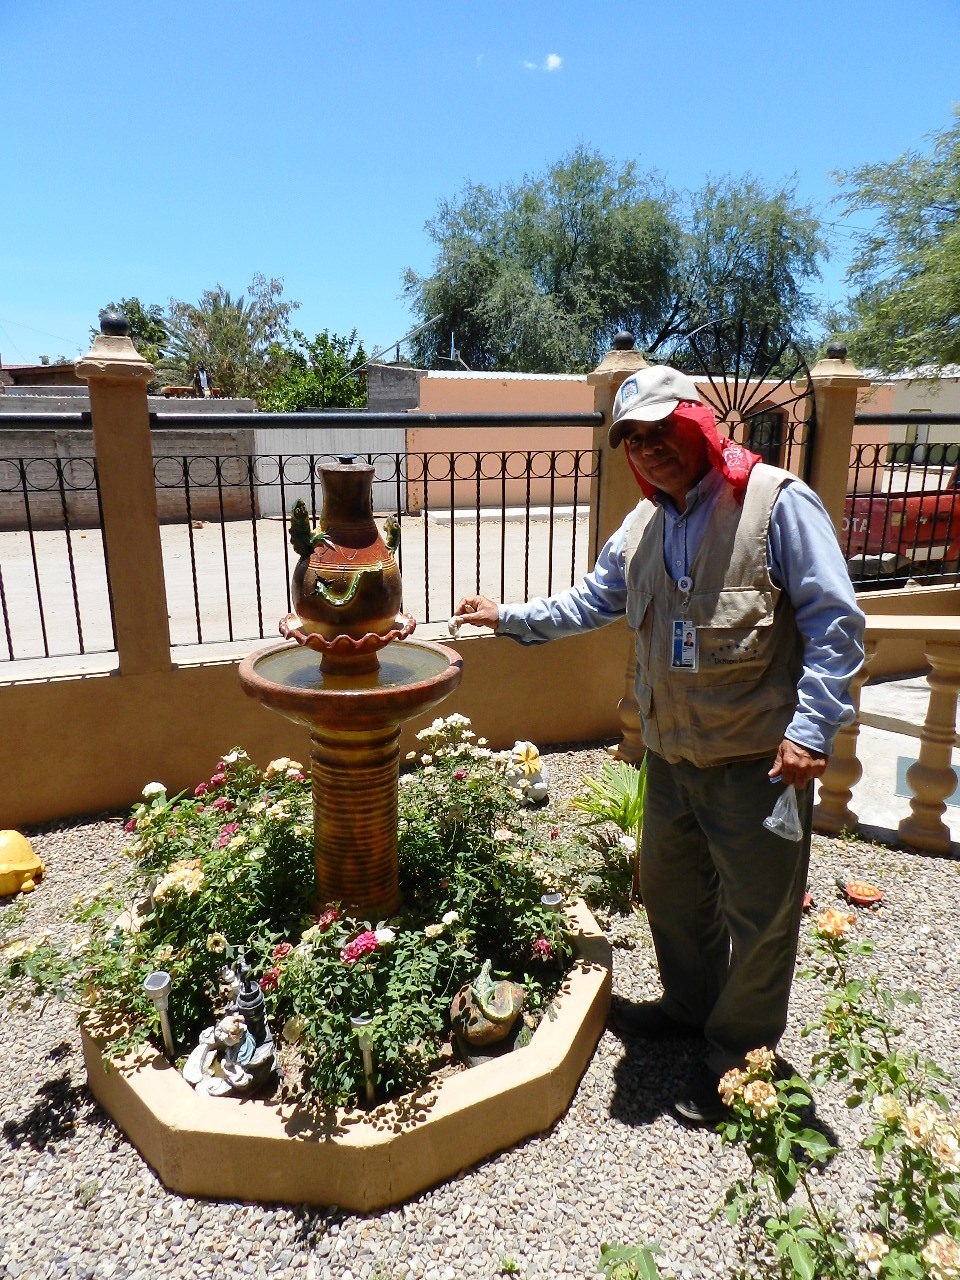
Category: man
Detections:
[{"x1": 454, "y1": 364, "x2": 865, "y2": 1125}]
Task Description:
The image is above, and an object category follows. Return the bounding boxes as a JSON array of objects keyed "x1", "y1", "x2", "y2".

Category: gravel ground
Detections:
[{"x1": 3, "y1": 741, "x2": 960, "y2": 1280}]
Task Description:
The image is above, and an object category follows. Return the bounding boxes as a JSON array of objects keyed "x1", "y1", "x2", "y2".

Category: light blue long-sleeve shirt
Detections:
[{"x1": 498, "y1": 468, "x2": 866, "y2": 756}]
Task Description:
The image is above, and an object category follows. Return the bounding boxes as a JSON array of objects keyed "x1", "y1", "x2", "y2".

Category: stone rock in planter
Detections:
[{"x1": 450, "y1": 959, "x2": 525, "y2": 1050}]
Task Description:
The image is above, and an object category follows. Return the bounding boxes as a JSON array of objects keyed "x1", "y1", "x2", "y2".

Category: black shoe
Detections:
[
  {"x1": 609, "y1": 999, "x2": 693, "y2": 1040},
  {"x1": 674, "y1": 1063, "x2": 725, "y2": 1126}
]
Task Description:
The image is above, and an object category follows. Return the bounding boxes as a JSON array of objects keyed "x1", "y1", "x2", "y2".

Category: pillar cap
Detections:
[
  {"x1": 75, "y1": 313, "x2": 155, "y2": 384},
  {"x1": 587, "y1": 333, "x2": 649, "y2": 386},
  {"x1": 810, "y1": 343, "x2": 870, "y2": 389}
]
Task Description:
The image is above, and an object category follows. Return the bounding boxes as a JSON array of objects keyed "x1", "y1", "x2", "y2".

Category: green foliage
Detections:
[
  {"x1": 158, "y1": 273, "x2": 299, "y2": 398},
  {"x1": 258, "y1": 328, "x2": 367, "y2": 411},
  {"x1": 573, "y1": 758, "x2": 646, "y2": 842},
  {"x1": 830, "y1": 107, "x2": 960, "y2": 372},
  {"x1": 715, "y1": 908, "x2": 960, "y2": 1279},
  {"x1": 1, "y1": 719, "x2": 576, "y2": 1110},
  {"x1": 598, "y1": 1242, "x2": 671, "y2": 1279},
  {"x1": 572, "y1": 757, "x2": 646, "y2": 901},
  {"x1": 403, "y1": 146, "x2": 826, "y2": 372}
]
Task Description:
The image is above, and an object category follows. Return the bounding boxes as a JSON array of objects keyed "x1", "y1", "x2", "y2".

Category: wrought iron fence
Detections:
[
  {"x1": 0, "y1": 451, "x2": 116, "y2": 661},
  {"x1": 153, "y1": 446, "x2": 600, "y2": 648},
  {"x1": 846, "y1": 413, "x2": 960, "y2": 590}
]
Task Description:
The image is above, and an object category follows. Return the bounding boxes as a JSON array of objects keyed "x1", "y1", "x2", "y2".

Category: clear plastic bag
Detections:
[{"x1": 763, "y1": 783, "x2": 803, "y2": 842}]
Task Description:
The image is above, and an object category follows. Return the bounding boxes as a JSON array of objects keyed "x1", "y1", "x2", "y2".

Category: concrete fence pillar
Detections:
[
  {"x1": 808, "y1": 342, "x2": 870, "y2": 535},
  {"x1": 587, "y1": 332, "x2": 648, "y2": 762},
  {"x1": 76, "y1": 314, "x2": 172, "y2": 674}
]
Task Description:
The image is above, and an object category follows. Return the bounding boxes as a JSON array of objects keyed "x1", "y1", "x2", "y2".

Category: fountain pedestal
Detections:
[{"x1": 238, "y1": 638, "x2": 461, "y2": 918}]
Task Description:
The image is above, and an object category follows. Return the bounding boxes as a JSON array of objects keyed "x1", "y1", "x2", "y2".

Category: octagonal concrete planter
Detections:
[{"x1": 81, "y1": 901, "x2": 611, "y2": 1211}]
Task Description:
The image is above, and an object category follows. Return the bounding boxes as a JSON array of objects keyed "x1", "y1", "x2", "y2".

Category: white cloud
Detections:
[{"x1": 523, "y1": 53, "x2": 564, "y2": 72}]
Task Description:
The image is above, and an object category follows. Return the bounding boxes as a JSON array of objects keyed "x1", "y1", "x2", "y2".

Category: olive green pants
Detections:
[{"x1": 638, "y1": 750, "x2": 812, "y2": 1075}]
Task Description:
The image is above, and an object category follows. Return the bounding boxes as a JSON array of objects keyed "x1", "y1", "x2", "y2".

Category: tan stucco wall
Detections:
[
  {"x1": 0, "y1": 624, "x2": 629, "y2": 829},
  {"x1": 417, "y1": 373, "x2": 593, "y2": 415}
]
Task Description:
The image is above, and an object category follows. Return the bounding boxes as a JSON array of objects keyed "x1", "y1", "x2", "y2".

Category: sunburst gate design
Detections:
[{"x1": 655, "y1": 319, "x2": 817, "y2": 482}]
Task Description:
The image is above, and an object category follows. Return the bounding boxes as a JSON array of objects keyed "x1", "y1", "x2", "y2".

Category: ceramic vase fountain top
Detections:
[{"x1": 281, "y1": 457, "x2": 413, "y2": 667}]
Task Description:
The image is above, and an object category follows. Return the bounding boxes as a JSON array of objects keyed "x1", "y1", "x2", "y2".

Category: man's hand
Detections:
[
  {"x1": 453, "y1": 595, "x2": 500, "y2": 630},
  {"x1": 769, "y1": 739, "x2": 828, "y2": 787}
]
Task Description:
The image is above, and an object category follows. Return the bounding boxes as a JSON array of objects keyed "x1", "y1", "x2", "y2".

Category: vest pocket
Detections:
[
  {"x1": 681, "y1": 670, "x2": 797, "y2": 761},
  {"x1": 626, "y1": 588, "x2": 653, "y2": 630}
]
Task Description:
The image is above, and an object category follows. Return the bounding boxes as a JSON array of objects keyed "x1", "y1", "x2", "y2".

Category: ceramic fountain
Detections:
[{"x1": 238, "y1": 456, "x2": 462, "y2": 918}]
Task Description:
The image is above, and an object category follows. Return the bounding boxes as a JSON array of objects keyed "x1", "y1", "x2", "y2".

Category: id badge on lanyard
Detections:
[{"x1": 670, "y1": 575, "x2": 697, "y2": 671}]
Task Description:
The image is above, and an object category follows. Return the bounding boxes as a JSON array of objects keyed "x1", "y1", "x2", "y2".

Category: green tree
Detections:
[
  {"x1": 94, "y1": 297, "x2": 168, "y2": 366},
  {"x1": 402, "y1": 147, "x2": 826, "y2": 373},
  {"x1": 159, "y1": 274, "x2": 299, "y2": 399},
  {"x1": 831, "y1": 108, "x2": 960, "y2": 372},
  {"x1": 259, "y1": 329, "x2": 367, "y2": 411}
]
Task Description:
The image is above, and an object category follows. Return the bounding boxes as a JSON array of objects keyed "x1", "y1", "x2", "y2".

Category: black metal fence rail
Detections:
[
  {"x1": 154, "y1": 445, "x2": 600, "y2": 648},
  {"x1": 0, "y1": 451, "x2": 115, "y2": 661},
  {"x1": 848, "y1": 412, "x2": 960, "y2": 589},
  {"x1": 0, "y1": 414, "x2": 601, "y2": 660}
]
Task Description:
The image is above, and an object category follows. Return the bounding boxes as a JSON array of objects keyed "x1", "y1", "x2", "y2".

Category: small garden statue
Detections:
[
  {"x1": 450, "y1": 959, "x2": 525, "y2": 1049},
  {"x1": 182, "y1": 953, "x2": 277, "y2": 1097},
  {"x1": 0, "y1": 830, "x2": 45, "y2": 897},
  {"x1": 504, "y1": 741, "x2": 550, "y2": 805}
]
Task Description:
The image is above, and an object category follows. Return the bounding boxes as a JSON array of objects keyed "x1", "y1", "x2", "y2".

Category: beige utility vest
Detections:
[{"x1": 623, "y1": 464, "x2": 803, "y2": 768}]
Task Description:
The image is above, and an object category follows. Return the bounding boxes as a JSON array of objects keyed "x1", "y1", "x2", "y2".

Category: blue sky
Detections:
[{"x1": 1, "y1": 0, "x2": 958, "y2": 366}]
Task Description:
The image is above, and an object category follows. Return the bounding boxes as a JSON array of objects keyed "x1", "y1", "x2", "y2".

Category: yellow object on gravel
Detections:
[{"x1": 0, "y1": 830, "x2": 44, "y2": 896}]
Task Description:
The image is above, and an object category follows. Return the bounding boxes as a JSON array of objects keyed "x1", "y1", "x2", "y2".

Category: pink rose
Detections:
[
  {"x1": 340, "y1": 931, "x2": 379, "y2": 965},
  {"x1": 272, "y1": 942, "x2": 293, "y2": 961},
  {"x1": 532, "y1": 937, "x2": 553, "y2": 960},
  {"x1": 212, "y1": 797, "x2": 234, "y2": 812},
  {"x1": 217, "y1": 822, "x2": 240, "y2": 848},
  {"x1": 317, "y1": 908, "x2": 340, "y2": 932},
  {"x1": 259, "y1": 967, "x2": 280, "y2": 992},
  {"x1": 193, "y1": 782, "x2": 208, "y2": 798}
]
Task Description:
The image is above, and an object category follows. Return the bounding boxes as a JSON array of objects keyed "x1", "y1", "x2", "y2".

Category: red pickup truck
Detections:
[{"x1": 842, "y1": 465, "x2": 960, "y2": 580}]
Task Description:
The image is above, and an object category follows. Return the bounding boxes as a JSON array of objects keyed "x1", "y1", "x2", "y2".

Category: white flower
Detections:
[
  {"x1": 872, "y1": 1093, "x2": 903, "y2": 1124},
  {"x1": 854, "y1": 1232, "x2": 889, "y2": 1275},
  {"x1": 265, "y1": 757, "x2": 302, "y2": 779},
  {"x1": 424, "y1": 923, "x2": 444, "y2": 938},
  {"x1": 442, "y1": 910, "x2": 459, "y2": 925},
  {"x1": 142, "y1": 782, "x2": 167, "y2": 799},
  {"x1": 223, "y1": 750, "x2": 248, "y2": 765},
  {"x1": 618, "y1": 833, "x2": 637, "y2": 852},
  {"x1": 375, "y1": 927, "x2": 396, "y2": 945}
]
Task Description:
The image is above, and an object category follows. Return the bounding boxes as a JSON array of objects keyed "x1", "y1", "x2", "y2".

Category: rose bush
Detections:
[{"x1": 1, "y1": 718, "x2": 575, "y2": 1110}]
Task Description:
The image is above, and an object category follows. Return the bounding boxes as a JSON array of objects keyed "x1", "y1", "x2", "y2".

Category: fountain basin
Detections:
[
  {"x1": 81, "y1": 901, "x2": 611, "y2": 1211},
  {"x1": 238, "y1": 638, "x2": 462, "y2": 731}
]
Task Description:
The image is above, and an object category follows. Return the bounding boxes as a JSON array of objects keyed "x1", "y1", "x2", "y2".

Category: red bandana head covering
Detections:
[{"x1": 623, "y1": 399, "x2": 762, "y2": 502}]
